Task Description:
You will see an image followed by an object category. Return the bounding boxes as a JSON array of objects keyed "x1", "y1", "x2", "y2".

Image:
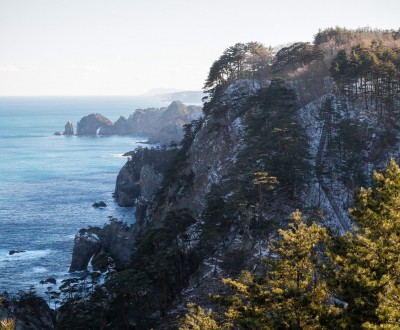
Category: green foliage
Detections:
[
  {"x1": 238, "y1": 79, "x2": 310, "y2": 200},
  {"x1": 180, "y1": 303, "x2": 220, "y2": 330},
  {"x1": 182, "y1": 211, "x2": 339, "y2": 329},
  {"x1": 314, "y1": 27, "x2": 399, "y2": 46},
  {"x1": 198, "y1": 184, "x2": 231, "y2": 255},
  {"x1": 104, "y1": 208, "x2": 200, "y2": 328},
  {"x1": 155, "y1": 119, "x2": 202, "y2": 205},
  {"x1": 330, "y1": 159, "x2": 400, "y2": 328},
  {"x1": 330, "y1": 42, "x2": 400, "y2": 120},
  {"x1": 0, "y1": 318, "x2": 15, "y2": 330},
  {"x1": 204, "y1": 42, "x2": 273, "y2": 93},
  {"x1": 272, "y1": 42, "x2": 323, "y2": 74}
]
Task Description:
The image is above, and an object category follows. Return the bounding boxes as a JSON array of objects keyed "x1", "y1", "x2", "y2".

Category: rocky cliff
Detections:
[{"x1": 64, "y1": 30, "x2": 400, "y2": 328}]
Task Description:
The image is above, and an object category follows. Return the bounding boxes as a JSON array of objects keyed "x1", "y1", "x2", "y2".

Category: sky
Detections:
[{"x1": 0, "y1": 0, "x2": 399, "y2": 96}]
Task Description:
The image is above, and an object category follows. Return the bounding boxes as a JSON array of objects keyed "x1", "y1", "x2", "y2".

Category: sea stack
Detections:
[{"x1": 63, "y1": 121, "x2": 74, "y2": 135}]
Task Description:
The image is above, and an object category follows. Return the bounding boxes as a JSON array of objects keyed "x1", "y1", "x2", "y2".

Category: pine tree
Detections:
[
  {"x1": 333, "y1": 159, "x2": 400, "y2": 328},
  {"x1": 180, "y1": 303, "x2": 220, "y2": 330},
  {"x1": 0, "y1": 318, "x2": 15, "y2": 330},
  {"x1": 181, "y1": 211, "x2": 338, "y2": 329}
]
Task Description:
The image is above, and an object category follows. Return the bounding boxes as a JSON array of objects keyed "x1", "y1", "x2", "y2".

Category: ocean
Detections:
[{"x1": 0, "y1": 96, "x2": 167, "y2": 295}]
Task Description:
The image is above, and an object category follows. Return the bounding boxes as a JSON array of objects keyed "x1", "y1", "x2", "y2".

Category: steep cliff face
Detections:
[
  {"x1": 147, "y1": 80, "x2": 258, "y2": 224},
  {"x1": 114, "y1": 147, "x2": 177, "y2": 210}
]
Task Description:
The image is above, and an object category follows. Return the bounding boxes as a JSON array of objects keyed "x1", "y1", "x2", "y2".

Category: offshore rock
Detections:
[
  {"x1": 76, "y1": 113, "x2": 113, "y2": 135},
  {"x1": 9, "y1": 249, "x2": 25, "y2": 255},
  {"x1": 63, "y1": 121, "x2": 74, "y2": 135},
  {"x1": 92, "y1": 201, "x2": 107, "y2": 208},
  {"x1": 69, "y1": 221, "x2": 135, "y2": 272}
]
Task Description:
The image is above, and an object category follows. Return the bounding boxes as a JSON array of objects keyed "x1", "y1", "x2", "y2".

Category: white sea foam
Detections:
[
  {"x1": 0, "y1": 249, "x2": 52, "y2": 264},
  {"x1": 32, "y1": 266, "x2": 48, "y2": 273},
  {"x1": 112, "y1": 153, "x2": 124, "y2": 158}
]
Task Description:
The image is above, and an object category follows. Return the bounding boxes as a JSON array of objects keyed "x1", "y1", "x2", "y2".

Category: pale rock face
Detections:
[
  {"x1": 63, "y1": 121, "x2": 74, "y2": 135},
  {"x1": 114, "y1": 162, "x2": 141, "y2": 207},
  {"x1": 139, "y1": 164, "x2": 162, "y2": 199}
]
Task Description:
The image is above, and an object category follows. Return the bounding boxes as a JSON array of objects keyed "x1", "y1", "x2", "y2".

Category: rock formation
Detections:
[
  {"x1": 69, "y1": 221, "x2": 135, "y2": 272},
  {"x1": 114, "y1": 147, "x2": 176, "y2": 208},
  {"x1": 76, "y1": 113, "x2": 113, "y2": 136},
  {"x1": 69, "y1": 227, "x2": 101, "y2": 272},
  {"x1": 63, "y1": 121, "x2": 74, "y2": 135},
  {"x1": 92, "y1": 201, "x2": 107, "y2": 208}
]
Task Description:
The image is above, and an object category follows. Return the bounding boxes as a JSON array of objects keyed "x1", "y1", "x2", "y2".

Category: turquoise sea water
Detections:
[{"x1": 0, "y1": 96, "x2": 165, "y2": 295}]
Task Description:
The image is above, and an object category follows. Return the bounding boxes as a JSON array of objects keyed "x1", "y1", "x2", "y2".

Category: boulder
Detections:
[
  {"x1": 92, "y1": 201, "x2": 107, "y2": 208},
  {"x1": 9, "y1": 249, "x2": 25, "y2": 255},
  {"x1": 63, "y1": 121, "x2": 74, "y2": 135}
]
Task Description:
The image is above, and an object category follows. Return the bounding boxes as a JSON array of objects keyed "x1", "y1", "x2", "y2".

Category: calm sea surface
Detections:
[{"x1": 0, "y1": 96, "x2": 165, "y2": 295}]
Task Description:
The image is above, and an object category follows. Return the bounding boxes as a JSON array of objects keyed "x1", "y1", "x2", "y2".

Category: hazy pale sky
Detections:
[{"x1": 0, "y1": 0, "x2": 399, "y2": 96}]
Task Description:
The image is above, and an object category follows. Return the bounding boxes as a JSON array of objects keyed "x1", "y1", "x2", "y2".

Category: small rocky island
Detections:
[{"x1": 55, "y1": 100, "x2": 202, "y2": 145}]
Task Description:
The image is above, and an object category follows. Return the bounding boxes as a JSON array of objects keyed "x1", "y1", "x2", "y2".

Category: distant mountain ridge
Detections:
[{"x1": 140, "y1": 88, "x2": 205, "y2": 104}]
